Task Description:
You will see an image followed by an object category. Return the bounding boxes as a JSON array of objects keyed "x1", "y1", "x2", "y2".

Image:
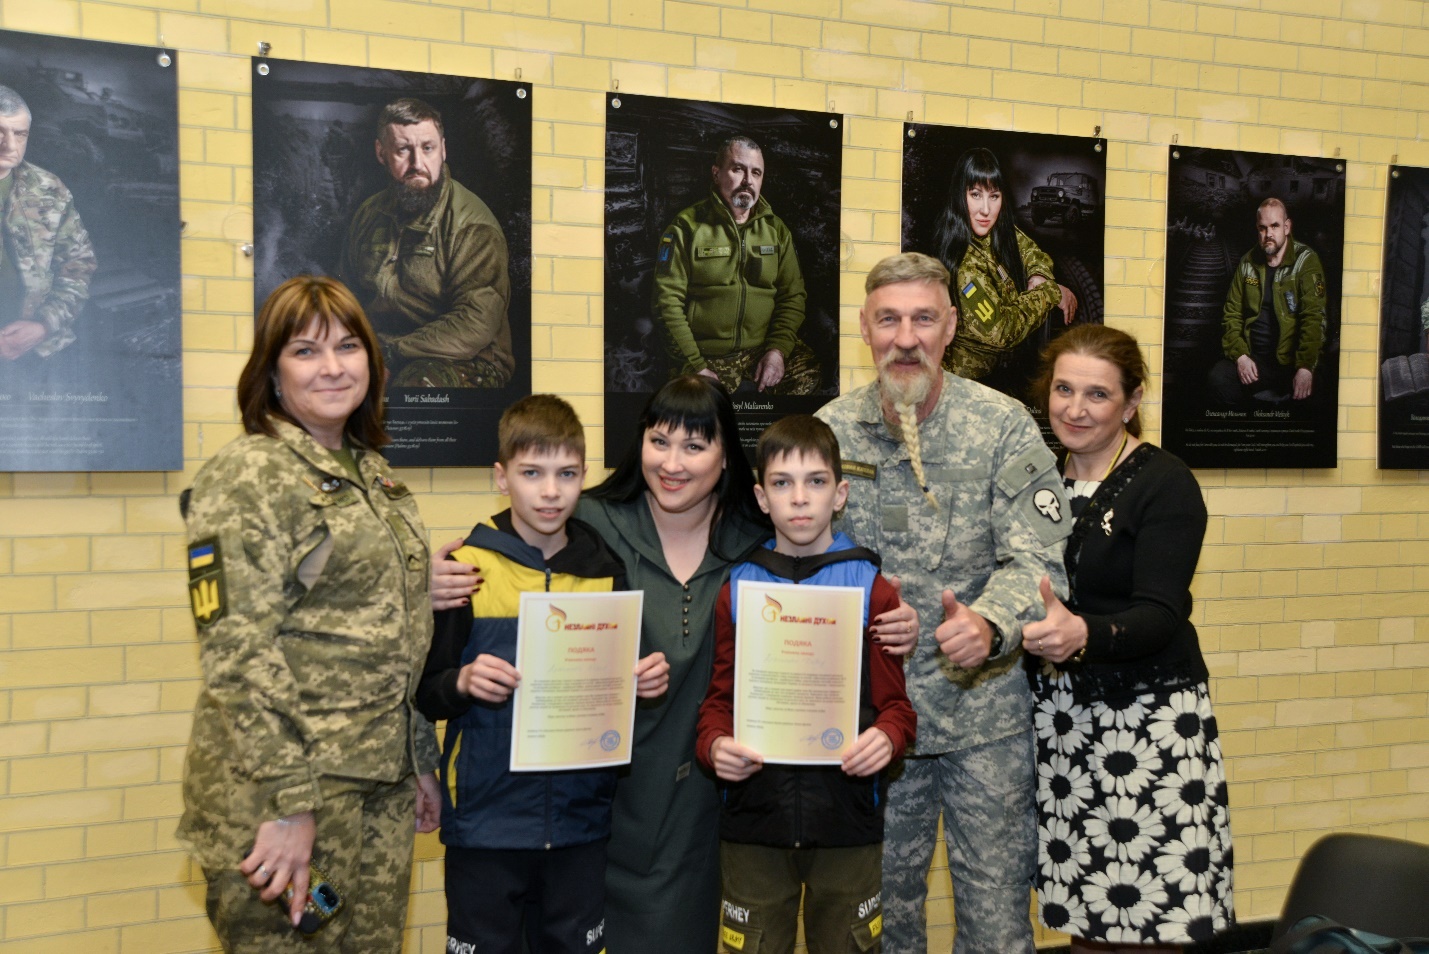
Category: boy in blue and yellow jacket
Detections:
[{"x1": 416, "y1": 395, "x2": 669, "y2": 954}]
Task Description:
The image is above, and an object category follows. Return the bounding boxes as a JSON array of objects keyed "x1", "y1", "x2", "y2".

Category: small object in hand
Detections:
[{"x1": 281, "y1": 860, "x2": 345, "y2": 935}]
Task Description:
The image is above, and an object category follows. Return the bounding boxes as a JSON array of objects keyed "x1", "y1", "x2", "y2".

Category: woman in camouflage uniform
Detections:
[
  {"x1": 177, "y1": 276, "x2": 442, "y2": 952},
  {"x1": 933, "y1": 147, "x2": 1077, "y2": 383}
]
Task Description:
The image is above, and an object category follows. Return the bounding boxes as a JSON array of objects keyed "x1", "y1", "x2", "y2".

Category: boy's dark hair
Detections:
[
  {"x1": 497, "y1": 394, "x2": 585, "y2": 465},
  {"x1": 755, "y1": 414, "x2": 842, "y2": 484}
]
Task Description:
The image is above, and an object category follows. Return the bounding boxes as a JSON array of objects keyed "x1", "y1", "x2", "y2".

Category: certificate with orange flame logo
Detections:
[
  {"x1": 510, "y1": 590, "x2": 644, "y2": 771},
  {"x1": 733, "y1": 580, "x2": 865, "y2": 765}
]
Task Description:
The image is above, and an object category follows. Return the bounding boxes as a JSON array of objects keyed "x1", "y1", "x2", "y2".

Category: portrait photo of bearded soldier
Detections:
[
  {"x1": 339, "y1": 97, "x2": 513, "y2": 389},
  {"x1": 652, "y1": 135, "x2": 818, "y2": 396},
  {"x1": 0, "y1": 82, "x2": 97, "y2": 365},
  {"x1": 1207, "y1": 197, "x2": 1327, "y2": 406},
  {"x1": 817, "y1": 252, "x2": 1070, "y2": 954}
]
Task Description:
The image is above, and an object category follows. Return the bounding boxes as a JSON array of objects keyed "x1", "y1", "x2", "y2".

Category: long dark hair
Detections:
[
  {"x1": 932, "y1": 148, "x2": 1028, "y2": 292},
  {"x1": 588, "y1": 375, "x2": 767, "y2": 540}
]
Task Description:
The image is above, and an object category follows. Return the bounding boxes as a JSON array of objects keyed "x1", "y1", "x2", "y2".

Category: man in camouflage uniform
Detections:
[
  {"x1": 340, "y1": 98, "x2": 513, "y2": 388},
  {"x1": 0, "y1": 85, "x2": 97, "y2": 362},
  {"x1": 817, "y1": 252, "x2": 1070, "y2": 954},
  {"x1": 1208, "y1": 197, "x2": 1327, "y2": 406},
  {"x1": 652, "y1": 136, "x2": 819, "y2": 395},
  {"x1": 178, "y1": 415, "x2": 440, "y2": 951}
]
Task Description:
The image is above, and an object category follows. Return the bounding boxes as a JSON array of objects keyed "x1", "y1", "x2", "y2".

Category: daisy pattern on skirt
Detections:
[
  {"x1": 1155, "y1": 892, "x2": 1224, "y2": 944},
  {"x1": 1083, "y1": 861, "x2": 1168, "y2": 930},
  {"x1": 1152, "y1": 760, "x2": 1211, "y2": 827},
  {"x1": 1086, "y1": 796, "x2": 1166, "y2": 864},
  {"x1": 1038, "y1": 881, "x2": 1091, "y2": 936},
  {"x1": 1038, "y1": 752, "x2": 1095, "y2": 820},
  {"x1": 1094, "y1": 729, "x2": 1161, "y2": 796},
  {"x1": 1039, "y1": 815, "x2": 1090, "y2": 883},
  {"x1": 1096, "y1": 694, "x2": 1146, "y2": 730},
  {"x1": 1153, "y1": 827, "x2": 1216, "y2": 894},
  {"x1": 1146, "y1": 689, "x2": 1205, "y2": 759},
  {"x1": 1035, "y1": 685, "x2": 1092, "y2": 756}
]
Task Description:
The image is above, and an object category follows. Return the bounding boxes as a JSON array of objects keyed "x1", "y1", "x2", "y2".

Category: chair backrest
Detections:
[{"x1": 1272, "y1": 832, "x2": 1429, "y2": 942}]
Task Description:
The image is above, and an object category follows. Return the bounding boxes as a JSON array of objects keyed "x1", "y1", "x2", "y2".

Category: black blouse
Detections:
[{"x1": 1047, "y1": 442, "x2": 1210, "y2": 703}]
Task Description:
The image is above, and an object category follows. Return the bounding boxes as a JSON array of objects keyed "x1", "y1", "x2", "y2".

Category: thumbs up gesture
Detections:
[
  {"x1": 934, "y1": 588, "x2": 995, "y2": 668},
  {"x1": 1022, "y1": 575, "x2": 1089, "y2": 664}
]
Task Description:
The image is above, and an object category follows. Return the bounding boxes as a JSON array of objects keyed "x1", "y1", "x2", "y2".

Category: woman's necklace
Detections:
[{"x1": 1068, "y1": 429, "x2": 1128, "y2": 482}]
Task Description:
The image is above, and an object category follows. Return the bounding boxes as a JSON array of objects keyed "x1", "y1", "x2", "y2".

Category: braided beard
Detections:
[{"x1": 877, "y1": 348, "x2": 940, "y2": 510}]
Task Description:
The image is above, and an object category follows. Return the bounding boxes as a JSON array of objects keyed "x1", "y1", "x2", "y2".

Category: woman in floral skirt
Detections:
[{"x1": 1022, "y1": 324, "x2": 1234, "y2": 953}]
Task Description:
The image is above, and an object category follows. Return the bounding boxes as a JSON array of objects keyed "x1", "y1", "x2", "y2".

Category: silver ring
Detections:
[{"x1": 258, "y1": 864, "x2": 269, "y2": 876}]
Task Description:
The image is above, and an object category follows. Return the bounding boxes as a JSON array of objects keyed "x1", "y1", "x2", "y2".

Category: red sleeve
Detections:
[
  {"x1": 867, "y1": 574, "x2": 917, "y2": 755},
  {"x1": 695, "y1": 582, "x2": 736, "y2": 772}
]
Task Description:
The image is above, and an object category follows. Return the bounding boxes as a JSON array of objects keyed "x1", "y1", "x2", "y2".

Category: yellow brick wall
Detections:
[{"x1": 1, "y1": 0, "x2": 1427, "y2": 951}]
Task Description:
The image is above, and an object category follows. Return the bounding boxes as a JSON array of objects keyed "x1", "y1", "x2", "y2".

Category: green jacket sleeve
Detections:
[
  {"x1": 651, "y1": 221, "x2": 708, "y2": 372},
  {"x1": 388, "y1": 220, "x2": 511, "y2": 362},
  {"x1": 1293, "y1": 249, "x2": 1327, "y2": 371},
  {"x1": 186, "y1": 468, "x2": 323, "y2": 819},
  {"x1": 974, "y1": 232, "x2": 1060, "y2": 351},
  {"x1": 1221, "y1": 262, "x2": 1251, "y2": 360},
  {"x1": 761, "y1": 225, "x2": 807, "y2": 359}
]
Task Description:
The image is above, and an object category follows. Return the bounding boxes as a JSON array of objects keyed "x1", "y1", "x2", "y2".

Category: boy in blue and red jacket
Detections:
[
  {"x1": 416, "y1": 395, "x2": 668, "y2": 954},
  {"x1": 697, "y1": 414, "x2": 916, "y2": 954}
]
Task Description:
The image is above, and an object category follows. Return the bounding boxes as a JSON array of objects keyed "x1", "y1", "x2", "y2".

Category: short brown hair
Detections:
[
  {"x1": 378, "y1": 97, "x2": 444, "y2": 139},
  {"x1": 755, "y1": 414, "x2": 842, "y2": 484},
  {"x1": 237, "y1": 275, "x2": 388, "y2": 448},
  {"x1": 497, "y1": 394, "x2": 585, "y2": 465},
  {"x1": 1030, "y1": 324, "x2": 1148, "y2": 438},
  {"x1": 865, "y1": 251, "x2": 952, "y2": 296}
]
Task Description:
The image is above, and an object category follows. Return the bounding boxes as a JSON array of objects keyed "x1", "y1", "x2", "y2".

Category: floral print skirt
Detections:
[{"x1": 1032, "y1": 672, "x2": 1235, "y2": 945}]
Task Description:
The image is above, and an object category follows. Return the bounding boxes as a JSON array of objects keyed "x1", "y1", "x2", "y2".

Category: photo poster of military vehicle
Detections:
[
  {"x1": 252, "y1": 59, "x2": 532, "y2": 467},
  {"x1": 1160, "y1": 146, "x2": 1344, "y2": 469},
  {"x1": 0, "y1": 31, "x2": 181, "y2": 472},
  {"x1": 602, "y1": 92, "x2": 844, "y2": 462},
  {"x1": 901, "y1": 123, "x2": 1105, "y2": 447},
  {"x1": 1376, "y1": 165, "x2": 1429, "y2": 469}
]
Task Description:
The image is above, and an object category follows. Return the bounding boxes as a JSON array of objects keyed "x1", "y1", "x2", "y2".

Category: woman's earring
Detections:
[{"x1": 275, "y1": 385, "x2": 283, "y2": 398}]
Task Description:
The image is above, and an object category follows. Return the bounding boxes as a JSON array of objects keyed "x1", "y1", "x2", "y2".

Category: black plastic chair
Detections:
[{"x1": 1271, "y1": 832, "x2": 1429, "y2": 944}]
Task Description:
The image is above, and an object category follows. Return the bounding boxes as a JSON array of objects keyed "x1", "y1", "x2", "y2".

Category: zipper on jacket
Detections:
[{"x1": 734, "y1": 228, "x2": 748, "y2": 351}]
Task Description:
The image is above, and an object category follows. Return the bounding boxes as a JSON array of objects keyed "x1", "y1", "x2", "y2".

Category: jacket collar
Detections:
[
  {"x1": 745, "y1": 531, "x2": 880, "y2": 582},
  {"x1": 269, "y1": 416, "x2": 374, "y2": 485},
  {"x1": 468, "y1": 510, "x2": 626, "y2": 579},
  {"x1": 706, "y1": 189, "x2": 773, "y2": 228}
]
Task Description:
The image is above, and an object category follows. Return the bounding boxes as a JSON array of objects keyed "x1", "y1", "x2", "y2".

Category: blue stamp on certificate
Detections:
[
  {"x1": 600, "y1": 730, "x2": 621, "y2": 752},
  {"x1": 820, "y1": 728, "x2": 844, "y2": 750}
]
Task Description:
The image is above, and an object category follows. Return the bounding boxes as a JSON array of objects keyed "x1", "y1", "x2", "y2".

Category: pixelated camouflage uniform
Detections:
[
  {"x1": 817, "y1": 374, "x2": 1070, "y2": 954},
  {"x1": 2, "y1": 161, "x2": 97, "y2": 356},
  {"x1": 653, "y1": 191, "x2": 819, "y2": 395},
  {"x1": 340, "y1": 165, "x2": 513, "y2": 388},
  {"x1": 177, "y1": 418, "x2": 439, "y2": 952},
  {"x1": 944, "y1": 231, "x2": 1058, "y2": 381}
]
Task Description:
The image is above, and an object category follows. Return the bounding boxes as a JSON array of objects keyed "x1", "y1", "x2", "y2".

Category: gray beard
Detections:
[
  {"x1": 877, "y1": 349, "x2": 937, "y2": 409},
  {"x1": 396, "y1": 174, "x2": 442, "y2": 220}
]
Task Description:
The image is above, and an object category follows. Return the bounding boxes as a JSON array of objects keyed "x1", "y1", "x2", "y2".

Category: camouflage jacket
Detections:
[
  {"x1": 339, "y1": 166, "x2": 514, "y2": 378},
  {"x1": 3, "y1": 162, "x2": 97, "y2": 356},
  {"x1": 945, "y1": 230, "x2": 1058, "y2": 380},
  {"x1": 1221, "y1": 237, "x2": 1326, "y2": 371},
  {"x1": 176, "y1": 419, "x2": 438, "y2": 868},
  {"x1": 817, "y1": 374, "x2": 1070, "y2": 753},
  {"x1": 652, "y1": 192, "x2": 807, "y2": 373}
]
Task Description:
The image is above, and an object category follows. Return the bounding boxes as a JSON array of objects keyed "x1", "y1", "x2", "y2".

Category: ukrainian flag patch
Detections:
[{"x1": 187, "y1": 538, "x2": 226, "y2": 629}]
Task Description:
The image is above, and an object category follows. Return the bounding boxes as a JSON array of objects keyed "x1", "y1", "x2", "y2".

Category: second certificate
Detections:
[
  {"x1": 734, "y1": 580, "x2": 864, "y2": 765},
  {"x1": 511, "y1": 590, "x2": 644, "y2": 772}
]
